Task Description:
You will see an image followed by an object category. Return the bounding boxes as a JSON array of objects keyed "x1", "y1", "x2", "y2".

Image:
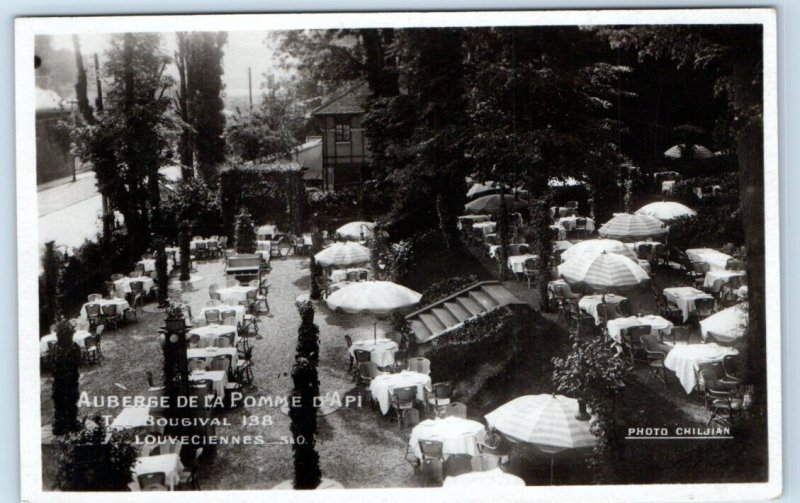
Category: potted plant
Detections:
[{"x1": 164, "y1": 304, "x2": 186, "y2": 333}]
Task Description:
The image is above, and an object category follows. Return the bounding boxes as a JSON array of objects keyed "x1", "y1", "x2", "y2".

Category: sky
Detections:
[{"x1": 48, "y1": 30, "x2": 288, "y2": 102}]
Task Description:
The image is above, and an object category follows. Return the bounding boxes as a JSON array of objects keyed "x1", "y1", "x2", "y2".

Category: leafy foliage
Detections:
[
  {"x1": 51, "y1": 319, "x2": 81, "y2": 436},
  {"x1": 418, "y1": 275, "x2": 480, "y2": 306},
  {"x1": 290, "y1": 301, "x2": 322, "y2": 489},
  {"x1": 40, "y1": 241, "x2": 62, "y2": 334},
  {"x1": 56, "y1": 416, "x2": 138, "y2": 490},
  {"x1": 161, "y1": 175, "x2": 223, "y2": 239},
  {"x1": 429, "y1": 306, "x2": 514, "y2": 348},
  {"x1": 234, "y1": 209, "x2": 257, "y2": 254},
  {"x1": 552, "y1": 334, "x2": 627, "y2": 483}
]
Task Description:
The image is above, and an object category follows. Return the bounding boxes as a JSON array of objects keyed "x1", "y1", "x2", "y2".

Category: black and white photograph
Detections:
[{"x1": 15, "y1": 9, "x2": 781, "y2": 501}]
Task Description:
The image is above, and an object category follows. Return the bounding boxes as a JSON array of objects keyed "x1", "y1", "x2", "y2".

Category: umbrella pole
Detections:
[
  {"x1": 550, "y1": 456, "x2": 554, "y2": 486},
  {"x1": 374, "y1": 320, "x2": 377, "y2": 343}
]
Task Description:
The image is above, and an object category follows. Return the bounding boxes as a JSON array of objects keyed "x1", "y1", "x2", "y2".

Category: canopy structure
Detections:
[
  {"x1": 325, "y1": 281, "x2": 422, "y2": 315},
  {"x1": 635, "y1": 201, "x2": 697, "y2": 223},
  {"x1": 664, "y1": 144, "x2": 714, "y2": 160},
  {"x1": 560, "y1": 239, "x2": 637, "y2": 262},
  {"x1": 700, "y1": 303, "x2": 748, "y2": 342},
  {"x1": 335, "y1": 221, "x2": 375, "y2": 241},
  {"x1": 598, "y1": 213, "x2": 668, "y2": 241},
  {"x1": 464, "y1": 194, "x2": 529, "y2": 214},
  {"x1": 558, "y1": 251, "x2": 649, "y2": 290},
  {"x1": 314, "y1": 242, "x2": 370, "y2": 267}
]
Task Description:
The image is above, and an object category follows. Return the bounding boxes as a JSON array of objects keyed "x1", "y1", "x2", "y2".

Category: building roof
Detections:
[
  {"x1": 311, "y1": 81, "x2": 370, "y2": 116},
  {"x1": 293, "y1": 139, "x2": 322, "y2": 180}
]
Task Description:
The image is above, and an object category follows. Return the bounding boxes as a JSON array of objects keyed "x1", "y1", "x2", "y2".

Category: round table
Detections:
[
  {"x1": 408, "y1": 416, "x2": 487, "y2": 461},
  {"x1": 444, "y1": 468, "x2": 525, "y2": 487},
  {"x1": 216, "y1": 285, "x2": 256, "y2": 305},
  {"x1": 349, "y1": 337, "x2": 398, "y2": 367}
]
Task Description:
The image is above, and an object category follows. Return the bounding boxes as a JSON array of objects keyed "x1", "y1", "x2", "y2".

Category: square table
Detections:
[
  {"x1": 199, "y1": 305, "x2": 246, "y2": 325},
  {"x1": 188, "y1": 324, "x2": 238, "y2": 347},
  {"x1": 189, "y1": 238, "x2": 219, "y2": 251},
  {"x1": 578, "y1": 294, "x2": 628, "y2": 325},
  {"x1": 369, "y1": 371, "x2": 431, "y2": 415},
  {"x1": 663, "y1": 286, "x2": 715, "y2": 322},
  {"x1": 703, "y1": 270, "x2": 746, "y2": 293},
  {"x1": 136, "y1": 258, "x2": 174, "y2": 274},
  {"x1": 408, "y1": 417, "x2": 486, "y2": 461},
  {"x1": 187, "y1": 347, "x2": 238, "y2": 371},
  {"x1": 686, "y1": 248, "x2": 734, "y2": 272},
  {"x1": 80, "y1": 298, "x2": 130, "y2": 321},
  {"x1": 39, "y1": 330, "x2": 94, "y2": 356},
  {"x1": 663, "y1": 343, "x2": 739, "y2": 394},
  {"x1": 507, "y1": 254, "x2": 539, "y2": 274},
  {"x1": 189, "y1": 370, "x2": 228, "y2": 399},
  {"x1": 606, "y1": 315, "x2": 673, "y2": 343},
  {"x1": 115, "y1": 276, "x2": 155, "y2": 295},
  {"x1": 216, "y1": 285, "x2": 257, "y2": 305},
  {"x1": 130, "y1": 453, "x2": 184, "y2": 491},
  {"x1": 350, "y1": 338, "x2": 399, "y2": 368}
]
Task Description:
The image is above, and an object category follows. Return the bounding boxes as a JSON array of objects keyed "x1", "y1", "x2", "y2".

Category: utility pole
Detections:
[{"x1": 248, "y1": 67, "x2": 253, "y2": 113}]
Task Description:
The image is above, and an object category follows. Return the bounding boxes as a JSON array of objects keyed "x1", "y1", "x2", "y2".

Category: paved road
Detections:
[{"x1": 38, "y1": 170, "x2": 103, "y2": 250}]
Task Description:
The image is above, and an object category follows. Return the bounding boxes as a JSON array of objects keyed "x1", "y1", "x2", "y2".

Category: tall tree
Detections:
[
  {"x1": 51, "y1": 319, "x2": 81, "y2": 436},
  {"x1": 71, "y1": 35, "x2": 93, "y2": 123}
]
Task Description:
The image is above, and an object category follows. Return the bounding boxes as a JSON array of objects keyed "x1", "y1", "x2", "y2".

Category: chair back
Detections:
[
  {"x1": 407, "y1": 357, "x2": 431, "y2": 375},
  {"x1": 723, "y1": 354, "x2": 742, "y2": 379},
  {"x1": 392, "y1": 385, "x2": 417, "y2": 405},
  {"x1": 444, "y1": 402, "x2": 467, "y2": 419},
  {"x1": 221, "y1": 309, "x2": 237, "y2": 320},
  {"x1": 726, "y1": 258, "x2": 746, "y2": 271},
  {"x1": 137, "y1": 472, "x2": 167, "y2": 491},
  {"x1": 403, "y1": 408, "x2": 421, "y2": 428},
  {"x1": 697, "y1": 361, "x2": 726, "y2": 382},
  {"x1": 637, "y1": 244, "x2": 653, "y2": 260},
  {"x1": 432, "y1": 382, "x2": 454, "y2": 402},
  {"x1": 87, "y1": 293, "x2": 103, "y2": 302},
  {"x1": 346, "y1": 270, "x2": 360, "y2": 282},
  {"x1": 245, "y1": 289, "x2": 257, "y2": 302},
  {"x1": 691, "y1": 261, "x2": 710, "y2": 275},
  {"x1": 216, "y1": 334, "x2": 233, "y2": 348},
  {"x1": 189, "y1": 333, "x2": 201, "y2": 347},
  {"x1": 204, "y1": 309, "x2": 220, "y2": 323},
  {"x1": 523, "y1": 258, "x2": 538, "y2": 273},
  {"x1": 101, "y1": 304, "x2": 118, "y2": 317},
  {"x1": 444, "y1": 454, "x2": 474, "y2": 477},
  {"x1": 353, "y1": 349, "x2": 372, "y2": 364},
  {"x1": 359, "y1": 361, "x2": 381, "y2": 381},
  {"x1": 85, "y1": 303, "x2": 102, "y2": 317},
  {"x1": 419, "y1": 439, "x2": 444, "y2": 459},
  {"x1": 669, "y1": 326, "x2": 691, "y2": 343},
  {"x1": 210, "y1": 355, "x2": 231, "y2": 374},
  {"x1": 575, "y1": 217, "x2": 587, "y2": 230},
  {"x1": 358, "y1": 269, "x2": 369, "y2": 281},
  {"x1": 222, "y1": 316, "x2": 237, "y2": 327},
  {"x1": 641, "y1": 334, "x2": 666, "y2": 358},
  {"x1": 616, "y1": 299, "x2": 632, "y2": 317},
  {"x1": 471, "y1": 453, "x2": 500, "y2": 472},
  {"x1": 694, "y1": 298, "x2": 715, "y2": 317},
  {"x1": 130, "y1": 281, "x2": 144, "y2": 294},
  {"x1": 209, "y1": 292, "x2": 222, "y2": 302},
  {"x1": 105, "y1": 281, "x2": 117, "y2": 296},
  {"x1": 188, "y1": 358, "x2": 206, "y2": 372}
]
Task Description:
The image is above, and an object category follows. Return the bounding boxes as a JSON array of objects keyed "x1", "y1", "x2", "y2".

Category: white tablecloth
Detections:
[
  {"x1": 663, "y1": 286, "x2": 715, "y2": 322},
  {"x1": 330, "y1": 268, "x2": 370, "y2": 283},
  {"x1": 187, "y1": 347, "x2": 238, "y2": 371},
  {"x1": 350, "y1": 338, "x2": 398, "y2": 368},
  {"x1": 217, "y1": 285, "x2": 256, "y2": 305},
  {"x1": 661, "y1": 180, "x2": 676, "y2": 194},
  {"x1": 703, "y1": 270, "x2": 746, "y2": 293},
  {"x1": 444, "y1": 468, "x2": 525, "y2": 487},
  {"x1": 606, "y1": 315, "x2": 673, "y2": 343},
  {"x1": 131, "y1": 453, "x2": 184, "y2": 491},
  {"x1": 472, "y1": 221, "x2": 497, "y2": 236},
  {"x1": 550, "y1": 225, "x2": 567, "y2": 240},
  {"x1": 409, "y1": 417, "x2": 486, "y2": 461},
  {"x1": 578, "y1": 294, "x2": 628, "y2": 325},
  {"x1": 686, "y1": 248, "x2": 734, "y2": 272},
  {"x1": 115, "y1": 276, "x2": 155, "y2": 295},
  {"x1": 189, "y1": 370, "x2": 228, "y2": 399},
  {"x1": 256, "y1": 240, "x2": 272, "y2": 252},
  {"x1": 137, "y1": 258, "x2": 174, "y2": 273},
  {"x1": 663, "y1": 343, "x2": 739, "y2": 394},
  {"x1": 199, "y1": 305, "x2": 246, "y2": 325},
  {"x1": 458, "y1": 215, "x2": 490, "y2": 230},
  {"x1": 188, "y1": 324, "x2": 237, "y2": 347},
  {"x1": 257, "y1": 225, "x2": 278, "y2": 240},
  {"x1": 139, "y1": 437, "x2": 183, "y2": 457},
  {"x1": 111, "y1": 406, "x2": 152, "y2": 431},
  {"x1": 556, "y1": 216, "x2": 595, "y2": 232},
  {"x1": 487, "y1": 243, "x2": 527, "y2": 260},
  {"x1": 39, "y1": 330, "x2": 93, "y2": 356},
  {"x1": 190, "y1": 238, "x2": 219, "y2": 251},
  {"x1": 507, "y1": 254, "x2": 538, "y2": 274},
  {"x1": 370, "y1": 371, "x2": 431, "y2": 415},
  {"x1": 80, "y1": 298, "x2": 130, "y2": 321}
]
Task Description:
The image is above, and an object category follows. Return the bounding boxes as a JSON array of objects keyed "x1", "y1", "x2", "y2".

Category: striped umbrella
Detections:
[
  {"x1": 597, "y1": 213, "x2": 668, "y2": 241},
  {"x1": 485, "y1": 394, "x2": 595, "y2": 484},
  {"x1": 635, "y1": 201, "x2": 697, "y2": 223},
  {"x1": 326, "y1": 281, "x2": 422, "y2": 341},
  {"x1": 558, "y1": 251, "x2": 649, "y2": 290},
  {"x1": 664, "y1": 144, "x2": 714, "y2": 160},
  {"x1": 336, "y1": 221, "x2": 375, "y2": 240},
  {"x1": 314, "y1": 242, "x2": 370, "y2": 267},
  {"x1": 465, "y1": 194, "x2": 529, "y2": 214},
  {"x1": 560, "y1": 239, "x2": 637, "y2": 262}
]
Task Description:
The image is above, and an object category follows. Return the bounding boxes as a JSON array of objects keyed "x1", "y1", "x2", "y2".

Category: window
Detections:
[{"x1": 334, "y1": 116, "x2": 351, "y2": 142}]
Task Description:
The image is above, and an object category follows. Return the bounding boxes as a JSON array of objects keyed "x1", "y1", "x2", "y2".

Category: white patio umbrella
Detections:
[
  {"x1": 560, "y1": 239, "x2": 637, "y2": 262},
  {"x1": 465, "y1": 194, "x2": 529, "y2": 214},
  {"x1": 336, "y1": 221, "x2": 375, "y2": 241},
  {"x1": 314, "y1": 242, "x2": 370, "y2": 267},
  {"x1": 597, "y1": 213, "x2": 668, "y2": 241},
  {"x1": 484, "y1": 394, "x2": 595, "y2": 484},
  {"x1": 700, "y1": 302, "x2": 748, "y2": 342},
  {"x1": 558, "y1": 251, "x2": 649, "y2": 291},
  {"x1": 635, "y1": 201, "x2": 697, "y2": 223},
  {"x1": 326, "y1": 281, "x2": 422, "y2": 341},
  {"x1": 664, "y1": 144, "x2": 714, "y2": 160},
  {"x1": 467, "y1": 181, "x2": 502, "y2": 199}
]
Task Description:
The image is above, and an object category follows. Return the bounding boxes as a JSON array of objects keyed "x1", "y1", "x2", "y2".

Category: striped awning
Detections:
[
  {"x1": 560, "y1": 239, "x2": 637, "y2": 262},
  {"x1": 558, "y1": 251, "x2": 649, "y2": 290},
  {"x1": 635, "y1": 201, "x2": 697, "y2": 222},
  {"x1": 314, "y1": 242, "x2": 370, "y2": 267},
  {"x1": 598, "y1": 213, "x2": 668, "y2": 240},
  {"x1": 484, "y1": 395, "x2": 595, "y2": 453}
]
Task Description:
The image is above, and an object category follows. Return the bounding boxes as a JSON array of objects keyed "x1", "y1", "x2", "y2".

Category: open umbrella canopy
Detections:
[
  {"x1": 598, "y1": 213, "x2": 668, "y2": 241},
  {"x1": 560, "y1": 239, "x2": 637, "y2": 262},
  {"x1": 700, "y1": 302, "x2": 748, "y2": 342},
  {"x1": 558, "y1": 251, "x2": 649, "y2": 290},
  {"x1": 314, "y1": 242, "x2": 370, "y2": 267},
  {"x1": 635, "y1": 201, "x2": 697, "y2": 222},
  {"x1": 464, "y1": 194, "x2": 529, "y2": 214},
  {"x1": 484, "y1": 394, "x2": 595, "y2": 453},
  {"x1": 336, "y1": 221, "x2": 375, "y2": 240},
  {"x1": 325, "y1": 281, "x2": 422, "y2": 315},
  {"x1": 664, "y1": 144, "x2": 714, "y2": 160}
]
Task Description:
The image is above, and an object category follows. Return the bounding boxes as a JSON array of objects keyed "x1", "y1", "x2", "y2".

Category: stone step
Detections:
[
  {"x1": 456, "y1": 296, "x2": 485, "y2": 317},
  {"x1": 431, "y1": 307, "x2": 458, "y2": 329},
  {"x1": 443, "y1": 301, "x2": 471, "y2": 323}
]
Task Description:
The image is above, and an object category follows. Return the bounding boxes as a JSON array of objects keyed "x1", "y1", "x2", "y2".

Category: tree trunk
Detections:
[{"x1": 179, "y1": 224, "x2": 191, "y2": 282}]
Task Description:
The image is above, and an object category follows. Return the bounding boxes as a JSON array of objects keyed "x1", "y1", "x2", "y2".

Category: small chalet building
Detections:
[{"x1": 311, "y1": 82, "x2": 371, "y2": 191}]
